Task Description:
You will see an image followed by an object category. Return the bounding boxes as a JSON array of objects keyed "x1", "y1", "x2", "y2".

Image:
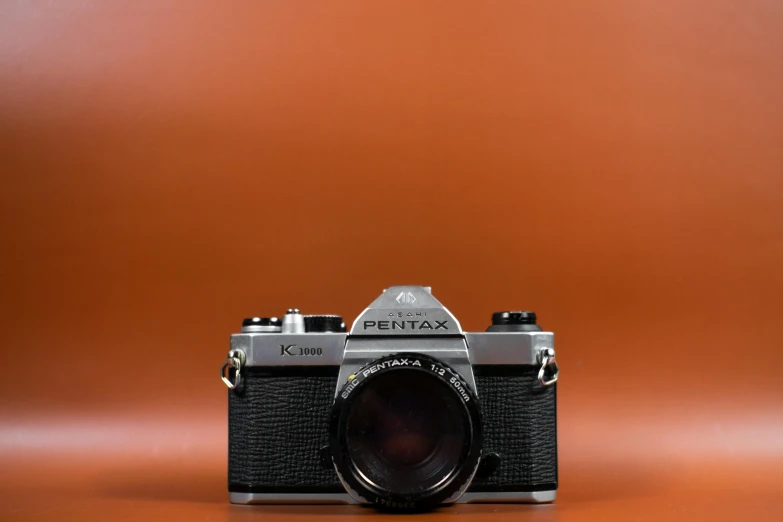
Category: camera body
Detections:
[{"x1": 223, "y1": 286, "x2": 559, "y2": 509}]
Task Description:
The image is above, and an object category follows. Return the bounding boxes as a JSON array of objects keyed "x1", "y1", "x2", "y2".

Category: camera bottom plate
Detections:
[{"x1": 229, "y1": 490, "x2": 556, "y2": 505}]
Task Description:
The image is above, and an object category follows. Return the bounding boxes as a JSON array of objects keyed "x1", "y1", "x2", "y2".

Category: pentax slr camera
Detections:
[{"x1": 221, "y1": 286, "x2": 559, "y2": 510}]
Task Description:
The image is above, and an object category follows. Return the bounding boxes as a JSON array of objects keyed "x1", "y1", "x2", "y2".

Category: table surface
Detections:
[{"x1": 2, "y1": 450, "x2": 781, "y2": 521}]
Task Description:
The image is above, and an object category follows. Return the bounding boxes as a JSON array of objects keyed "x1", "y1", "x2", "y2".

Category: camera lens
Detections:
[
  {"x1": 346, "y1": 370, "x2": 467, "y2": 493},
  {"x1": 330, "y1": 353, "x2": 482, "y2": 510}
]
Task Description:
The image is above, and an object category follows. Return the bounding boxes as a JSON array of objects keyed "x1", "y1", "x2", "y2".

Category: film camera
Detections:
[{"x1": 222, "y1": 286, "x2": 559, "y2": 510}]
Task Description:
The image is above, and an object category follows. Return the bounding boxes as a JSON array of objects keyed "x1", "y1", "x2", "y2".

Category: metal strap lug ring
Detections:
[
  {"x1": 537, "y1": 347, "x2": 559, "y2": 386},
  {"x1": 221, "y1": 350, "x2": 246, "y2": 390}
]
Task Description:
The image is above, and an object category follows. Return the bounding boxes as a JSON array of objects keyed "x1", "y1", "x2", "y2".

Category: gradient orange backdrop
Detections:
[{"x1": 1, "y1": 1, "x2": 781, "y2": 521}]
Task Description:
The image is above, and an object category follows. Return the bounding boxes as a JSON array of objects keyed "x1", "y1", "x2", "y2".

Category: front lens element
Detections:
[
  {"x1": 330, "y1": 353, "x2": 482, "y2": 510},
  {"x1": 345, "y1": 369, "x2": 469, "y2": 494}
]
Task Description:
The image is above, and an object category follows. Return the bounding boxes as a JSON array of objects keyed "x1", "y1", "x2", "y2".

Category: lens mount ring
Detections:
[{"x1": 329, "y1": 352, "x2": 483, "y2": 511}]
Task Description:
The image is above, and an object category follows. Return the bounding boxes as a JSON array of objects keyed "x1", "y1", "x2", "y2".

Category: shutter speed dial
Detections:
[{"x1": 304, "y1": 315, "x2": 347, "y2": 333}]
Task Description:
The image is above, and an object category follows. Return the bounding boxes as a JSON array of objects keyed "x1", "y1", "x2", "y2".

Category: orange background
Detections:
[{"x1": 1, "y1": 1, "x2": 781, "y2": 521}]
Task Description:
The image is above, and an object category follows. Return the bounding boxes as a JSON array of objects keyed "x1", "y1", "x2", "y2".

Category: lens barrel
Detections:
[{"x1": 329, "y1": 353, "x2": 482, "y2": 511}]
